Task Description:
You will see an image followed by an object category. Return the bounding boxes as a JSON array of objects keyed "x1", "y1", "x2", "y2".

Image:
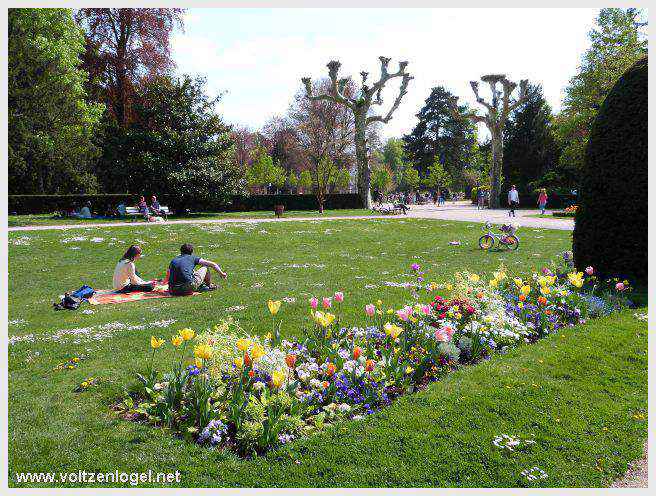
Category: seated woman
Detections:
[
  {"x1": 137, "y1": 196, "x2": 149, "y2": 219},
  {"x1": 113, "y1": 245, "x2": 155, "y2": 293}
]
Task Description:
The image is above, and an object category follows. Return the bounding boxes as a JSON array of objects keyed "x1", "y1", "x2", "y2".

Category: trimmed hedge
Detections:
[
  {"x1": 573, "y1": 57, "x2": 648, "y2": 284},
  {"x1": 8, "y1": 193, "x2": 362, "y2": 215}
]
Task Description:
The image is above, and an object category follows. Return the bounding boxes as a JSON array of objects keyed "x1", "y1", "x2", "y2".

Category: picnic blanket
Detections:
[{"x1": 88, "y1": 282, "x2": 199, "y2": 305}]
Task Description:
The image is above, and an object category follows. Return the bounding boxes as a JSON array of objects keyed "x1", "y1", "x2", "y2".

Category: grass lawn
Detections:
[
  {"x1": 8, "y1": 209, "x2": 371, "y2": 227},
  {"x1": 7, "y1": 218, "x2": 646, "y2": 487}
]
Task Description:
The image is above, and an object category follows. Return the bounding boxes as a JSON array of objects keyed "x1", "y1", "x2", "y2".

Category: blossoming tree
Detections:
[
  {"x1": 447, "y1": 74, "x2": 531, "y2": 209},
  {"x1": 302, "y1": 57, "x2": 413, "y2": 208}
]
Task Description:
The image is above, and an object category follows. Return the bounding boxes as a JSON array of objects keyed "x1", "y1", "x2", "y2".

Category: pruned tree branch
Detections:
[{"x1": 366, "y1": 73, "x2": 413, "y2": 124}]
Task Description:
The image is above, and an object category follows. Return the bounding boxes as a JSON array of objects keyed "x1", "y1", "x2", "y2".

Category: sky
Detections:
[{"x1": 170, "y1": 8, "x2": 599, "y2": 140}]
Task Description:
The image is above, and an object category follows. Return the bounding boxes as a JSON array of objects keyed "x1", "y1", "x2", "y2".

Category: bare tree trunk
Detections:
[
  {"x1": 354, "y1": 115, "x2": 372, "y2": 209},
  {"x1": 489, "y1": 131, "x2": 503, "y2": 209}
]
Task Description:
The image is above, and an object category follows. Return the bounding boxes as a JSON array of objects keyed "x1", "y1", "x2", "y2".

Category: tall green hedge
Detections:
[{"x1": 573, "y1": 57, "x2": 648, "y2": 283}]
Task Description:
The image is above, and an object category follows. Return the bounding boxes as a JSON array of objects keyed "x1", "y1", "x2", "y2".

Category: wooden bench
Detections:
[
  {"x1": 125, "y1": 206, "x2": 170, "y2": 221},
  {"x1": 371, "y1": 202, "x2": 408, "y2": 215}
]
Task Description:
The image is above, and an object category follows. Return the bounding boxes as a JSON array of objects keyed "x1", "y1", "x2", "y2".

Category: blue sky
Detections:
[{"x1": 171, "y1": 8, "x2": 599, "y2": 139}]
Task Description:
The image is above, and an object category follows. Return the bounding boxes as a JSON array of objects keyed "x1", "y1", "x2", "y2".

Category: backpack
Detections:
[
  {"x1": 71, "y1": 285, "x2": 95, "y2": 299},
  {"x1": 54, "y1": 293, "x2": 82, "y2": 311}
]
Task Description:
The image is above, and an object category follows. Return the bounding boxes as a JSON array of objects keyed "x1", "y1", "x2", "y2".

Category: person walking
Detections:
[
  {"x1": 507, "y1": 185, "x2": 519, "y2": 217},
  {"x1": 477, "y1": 189, "x2": 484, "y2": 210},
  {"x1": 537, "y1": 188, "x2": 548, "y2": 215}
]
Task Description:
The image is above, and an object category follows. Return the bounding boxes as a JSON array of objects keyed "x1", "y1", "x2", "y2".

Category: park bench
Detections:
[
  {"x1": 125, "y1": 206, "x2": 170, "y2": 221},
  {"x1": 371, "y1": 202, "x2": 408, "y2": 215}
]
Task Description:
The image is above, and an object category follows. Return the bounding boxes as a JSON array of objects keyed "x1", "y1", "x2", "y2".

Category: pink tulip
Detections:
[
  {"x1": 615, "y1": 282, "x2": 625, "y2": 291},
  {"x1": 585, "y1": 266, "x2": 594, "y2": 275},
  {"x1": 322, "y1": 297, "x2": 332, "y2": 309},
  {"x1": 434, "y1": 326, "x2": 454, "y2": 342},
  {"x1": 420, "y1": 304, "x2": 431, "y2": 315},
  {"x1": 334, "y1": 291, "x2": 344, "y2": 303},
  {"x1": 309, "y1": 297, "x2": 318, "y2": 310},
  {"x1": 444, "y1": 325, "x2": 454, "y2": 340},
  {"x1": 396, "y1": 305, "x2": 413, "y2": 321},
  {"x1": 365, "y1": 304, "x2": 375, "y2": 317}
]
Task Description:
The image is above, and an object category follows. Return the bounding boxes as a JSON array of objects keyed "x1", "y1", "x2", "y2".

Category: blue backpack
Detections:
[{"x1": 71, "y1": 285, "x2": 95, "y2": 300}]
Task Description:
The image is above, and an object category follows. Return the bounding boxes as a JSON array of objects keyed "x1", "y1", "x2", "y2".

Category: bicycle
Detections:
[{"x1": 479, "y1": 222, "x2": 519, "y2": 251}]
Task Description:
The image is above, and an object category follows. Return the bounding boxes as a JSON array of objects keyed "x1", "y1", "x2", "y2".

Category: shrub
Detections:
[{"x1": 573, "y1": 57, "x2": 648, "y2": 284}]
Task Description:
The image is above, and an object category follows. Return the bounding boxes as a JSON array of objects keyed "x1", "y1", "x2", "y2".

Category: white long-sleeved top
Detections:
[
  {"x1": 508, "y1": 189, "x2": 519, "y2": 203},
  {"x1": 113, "y1": 259, "x2": 146, "y2": 290}
]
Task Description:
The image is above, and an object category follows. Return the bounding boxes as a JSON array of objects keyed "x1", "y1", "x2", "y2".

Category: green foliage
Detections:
[
  {"x1": 502, "y1": 84, "x2": 560, "y2": 194},
  {"x1": 334, "y1": 168, "x2": 351, "y2": 192},
  {"x1": 422, "y1": 158, "x2": 451, "y2": 191},
  {"x1": 555, "y1": 8, "x2": 647, "y2": 185},
  {"x1": 247, "y1": 147, "x2": 275, "y2": 191},
  {"x1": 8, "y1": 8, "x2": 103, "y2": 194},
  {"x1": 401, "y1": 166, "x2": 420, "y2": 192},
  {"x1": 573, "y1": 57, "x2": 647, "y2": 284},
  {"x1": 97, "y1": 75, "x2": 243, "y2": 204},
  {"x1": 371, "y1": 165, "x2": 394, "y2": 196},
  {"x1": 298, "y1": 170, "x2": 313, "y2": 192}
]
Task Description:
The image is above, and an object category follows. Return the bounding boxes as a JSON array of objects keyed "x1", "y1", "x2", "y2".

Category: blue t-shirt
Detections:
[{"x1": 169, "y1": 254, "x2": 201, "y2": 288}]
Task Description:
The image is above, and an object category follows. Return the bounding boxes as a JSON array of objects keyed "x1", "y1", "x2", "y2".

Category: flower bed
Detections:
[
  {"x1": 116, "y1": 253, "x2": 632, "y2": 457},
  {"x1": 552, "y1": 205, "x2": 578, "y2": 217}
]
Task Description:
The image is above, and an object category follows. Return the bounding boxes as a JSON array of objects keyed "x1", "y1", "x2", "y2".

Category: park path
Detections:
[
  {"x1": 7, "y1": 201, "x2": 573, "y2": 232},
  {"x1": 610, "y1": 442, "x2": 648, "y2": 488}
]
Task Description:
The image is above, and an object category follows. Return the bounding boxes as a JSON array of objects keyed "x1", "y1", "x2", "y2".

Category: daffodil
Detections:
[
  {"x1": 251, "y1": 343, "x2": 265, "y2": 361},
  {"x1": 267, "y1": 299, "x2": 281, "y2": 315},
  {"x1": 236, "y1": 338, "x2": 252, "y2": 352},
  {"x1": 384, "y1": 322, "x2": 403, "y2": 340},
  {"x1": 567, "y1": 272, "x2": 584, "y2": 288},
  {"x1": 489, "y1": 278, "x2": 499, "y2": 288},
  {"x1": 520, "y1": 285, "x2": 531, "y2": 296},
  {"x1": 193, "y1": 344, "x2": 213, "y2": 360},
  {"x1": 179, "y1": 328, "x2": 195, "y2": 341},
  {"x1": 513, "y1": 278, "x2": 523, "y2": 288},
  {"x1": 272, "y1": 369, "x2": 285, "y2": 388},
  {"x1": 233, "y1": 357, "x2": 244, "y2": 369},
  {"x1": 171, "y1": 335, "x2": 183, "y2": 347},
  {"x1": 150, "y1": 336, "x2": 165, "y2": 349},
  {"x1": 405, "y1": 366, "x2": 414, "y2": 374},
  {"x1": 446, "y1": 284, "x2": 453, "y2": 291},
  {"x1": 468, "y1": 273, "x2": 480, "y2": 282}
]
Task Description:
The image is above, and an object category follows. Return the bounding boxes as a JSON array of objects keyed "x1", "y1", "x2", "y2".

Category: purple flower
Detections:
[{"x1": 411, "y1": 263, "x2": 421, "y2": 272}]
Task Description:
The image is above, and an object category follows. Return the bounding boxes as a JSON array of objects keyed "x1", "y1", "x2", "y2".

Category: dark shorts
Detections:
[{"x1": 510, "y1": 201, "x2": 519, "y2": 209}]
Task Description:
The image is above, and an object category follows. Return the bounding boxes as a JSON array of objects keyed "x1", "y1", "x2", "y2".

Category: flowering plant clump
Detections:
[
  {"x1": 53, "y1": 355, "x2": 86, "y2": 371},
  {"x1": 74, "y1": 377, "x2": 98, "y2": 392},
  {"x1": 117, "y1": 259, "x2": 632, "y2": 457}
]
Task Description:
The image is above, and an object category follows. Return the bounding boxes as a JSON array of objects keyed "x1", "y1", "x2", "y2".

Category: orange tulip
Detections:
[
  {"x1": 326, "y1": 362, "x2": 336, "y2": 377},
  {"x1": 365, "y1": 359, "x2": 375, "y2": 372},
  {"x1": 244, "y1": 353, "x2": 252, "y2": 367},
  {"x1": 538, "y1": 296, "x2": 547, "y2": 306},
  {"x1": 519, "y1": 294, "x2": 526, "y2": 302},
  {"x1": 322, "y1": 381, "x2": 329, "y2": 389},
  {"x1": 285, "y1": 354, "x2": 297, "y2": 368},
  {"x1": 248, "y1": 369, "x2": 255, "y2": 378},
  {"x1": 353, "y1": 347, "x2": 362, "y2": 360}
]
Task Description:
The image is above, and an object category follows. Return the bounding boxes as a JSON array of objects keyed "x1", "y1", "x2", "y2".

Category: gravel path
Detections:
[
  {"x1": 610, "y1": 442, "x2": 648, "y2": 488},
  {"x1": 8, "y1": 202, "x2": 574, "y2": 232}
]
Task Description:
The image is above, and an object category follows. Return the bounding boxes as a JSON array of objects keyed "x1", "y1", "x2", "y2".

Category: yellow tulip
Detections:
[
  {"x1": 171, "y1": 335, "x2": 183, "y2": 347},
  {"x1": 194, "y1": 344, "x2": 213, "y2": 360},
  {"x1": 494, "y1": 271, "x2": 507, "y2": 281},
  {"x1": 267, "y1": 299, "x2": 281, "y2": 315},
  {"x1": 540, "y1": 286, "x2": 551, "y2": 296},
  {"x1": 489, "y1": 278, "x2": 499, "y2": 288},
  {"x1": 520, "y1": 285, "x2": 531, "y2": 296},
  {"x1": 150, "y1": 336, "x2": 165, "y2": 349},
  {"x1": 384, "y1": 323, "x2": 403, "y2": 340},
  {"x1": 468, "y1": 273, "x2": 480, "y2": 282},
  {"x1": 236, "y1": 338, "x2": 251, "y2": 352},
  {"x1": 513, "y1": 278, "x2": 523, "y2": 288},
  {"x1": 179, "y1": 328, "x2": 195, "y2": 341},
  {"x1": 251, "y1": 343, "x2": 265, "y2": 361},
  {"x1": 233, "y1": 357, "x2": 244, "y2": 369},
  {"x1": 272, "y1": 369, "x2": 285, "y2": 388},
  {"x1": 567, "y1": 272, "x2": 584, "y2": 288},
  {"x1": 405, "y1": 366, "x2": 414, "y2": 374}
]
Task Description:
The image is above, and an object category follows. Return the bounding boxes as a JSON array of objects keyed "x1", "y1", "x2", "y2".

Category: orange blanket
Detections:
[{"x1": 88, "y1": 283, "x2": 199, "y2": 305}]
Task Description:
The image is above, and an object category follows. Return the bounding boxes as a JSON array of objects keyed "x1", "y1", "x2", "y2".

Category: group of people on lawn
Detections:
[
  {"x1": 56, "y1": 195, "x2": 165, "y2": 221},
  {"x1": 113, "y1": 243, "x2": 227, "y2": 295}
]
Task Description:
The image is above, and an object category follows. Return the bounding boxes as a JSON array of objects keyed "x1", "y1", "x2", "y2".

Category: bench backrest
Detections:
[{"x1": 125, "y1": 205, "x2": 169, "y2": 214}]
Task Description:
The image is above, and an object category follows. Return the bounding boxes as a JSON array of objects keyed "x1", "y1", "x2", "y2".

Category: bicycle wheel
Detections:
[
  {"x1": 479, "y1": 234, "x2": 494, "y2": 250},
  {"x1": 504, "y1": 235, "x2": 519, "y2": 251}
]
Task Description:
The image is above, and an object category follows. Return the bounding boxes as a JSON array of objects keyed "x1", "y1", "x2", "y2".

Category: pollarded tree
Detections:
[
  {"x1": 448, "y1": 75, "x2": 531, "y2": 208},
  {"x1": 302, "y1": 57, "x2": 413, "y2": 208}
]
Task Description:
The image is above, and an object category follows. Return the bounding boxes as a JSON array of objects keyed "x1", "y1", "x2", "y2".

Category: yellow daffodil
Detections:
[
  {"x1": 494, "y1": 271, "x2": 507, "y2": 281},
  {"x1": 405, "y1": 366, "x2": 414, "y2": 374},
  {"x1": 386, "y1": 308, "x2": 394, "y2": 314},
  {"x1": 540, "y1": 286, "x2": 551, "y2": 296},
  {"x1": 468, "y1": 273, "x2": 480, "y2": 282},
  {"x1": 251, "y1": 343, "x2": 265, "y2": 361},
  {"x1": 384, "y1": 323, "x2": 403, "y2": 340},
  {"x1": 513, "y1": 278, "x2": 523, "y2": 288},
  {"x1": 72, "y1": 357, "x2": 80, "y2": 363},
  {"x1": 265, "y1": 332, "x2": 272, "y2": 341},
  {"x1": 171, "y1": 335, "x2": 183, "y2": 347},
  {"x1": 195, "y1": 358, "x2": 203, "y2": 368},
  {"x1": 454, "y1": 312, "x2": 462, "y2": 320},
  {"x1": 489, "y1": 278, "x2": 499, "y2": 288},
  {"x1": 81, "y1": 381, "x2": 88, "y2": 388},
  {"x1": 233, "y1": 357, "x2": 244, "y2": 369},
  {"x1": 179, "y1": 328, "x2": 195, "y2": 341},
  {"x1": 376, "y1": 299, "x2": 383, "y2": 307},
  {"x1": 150, "y1": 336, "x2": 165, "y2": 349},
  {"x1": 236, "y1": 338, "x2": 252, "y2": 352},
  {"x1": 567, "y1": 272, "x2": 584, "y2": 288},
  {"x1": 272, "y1": 369, "x2": 285, "y2": 388},
  {"x1": 267, "y1": 299, "x2": 281, "y2": 315},
  {"x1": 193, "y1": 344, "x2": 213, "y2": 360},
  {"x1": 520, "y1": 285, "x2": 531, "y2": 296}
]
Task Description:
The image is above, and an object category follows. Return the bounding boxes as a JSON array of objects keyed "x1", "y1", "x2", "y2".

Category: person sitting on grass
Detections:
[
  {"x1": 113, "y1": 245, "x2": 155, "y2": 293},
  {"x1": 164, "y1": 243, "x2": 227, "y2": 296}
]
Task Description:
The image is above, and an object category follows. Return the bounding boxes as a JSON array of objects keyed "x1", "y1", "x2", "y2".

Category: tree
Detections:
[
  {"x1": 75, "y1": 8, "x2": 184, "y2": 128},
  {"x1": 573, "y1": 57, "x2": 647, "y2": 283},
  {"x1": 247, "y1": 146, "x2": 275, "y2": 194},
  {"x1": 269, "y1": 163, "x2": 287, "y2": 193},
  {"x1": 97, "y1": 75, "x2": 243, "y2": 205},
  {"x1": 334, "y1": 168, "x2": 351, "y2": 193},
  {"x1": 448, "y1": 75, "x2": 531, "y2": 208},
  {"x1": 423, "y1": 158, "x2": 451, "y2": 195},
  {"x1": 502, "y1": 84, "x2": 560, "y2": 193},
  {"x1": 401, "y1": 166, "x2": 421, "y2": 192},
  {"x1": 404, "y1": 86, "x2": 477, "y2": 185},
  {"x1": 298, "y1": 170, "x2": 313, "y2": 194},
  {"x1": 556, "y1": 8, "x2": 647, "y2": 184},
  {"x1": 287, "y1": 171, "x2": 299, "y2": 193},
  {"x1": 371, "y1": 165, "x2": 394, "y2": 200},
  {"x1": 381, "y1": 137, "x2": 406, "y2": 186},
  {"x1": 302, "y1": 57, "x2": 413, "y2": 208},
  {"x1": 312, "y1": 156, "x2": 339, "y2": 213},
  {"x1": 8, "y1": 8, "x2": 104, "y2": 195}
]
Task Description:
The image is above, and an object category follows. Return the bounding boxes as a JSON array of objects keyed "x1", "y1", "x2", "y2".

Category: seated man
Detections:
[
  {"x1": 150, "y1": 195, "x2": 163, "y2": 216},
  {"x1": 116, "y1": 202, "x2": 127, "y2": 217},
  {"x1": 164, "y1": 243, "x2": 227, "y2": 296}
]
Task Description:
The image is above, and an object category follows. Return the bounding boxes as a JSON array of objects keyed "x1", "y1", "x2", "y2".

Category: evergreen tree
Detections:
[
  {"x1": 403, "y1": 86, "x2": 477, "y2": 186},
  {"x1": 502, "y1": 84, "x2": 560, "y2": 193}
]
